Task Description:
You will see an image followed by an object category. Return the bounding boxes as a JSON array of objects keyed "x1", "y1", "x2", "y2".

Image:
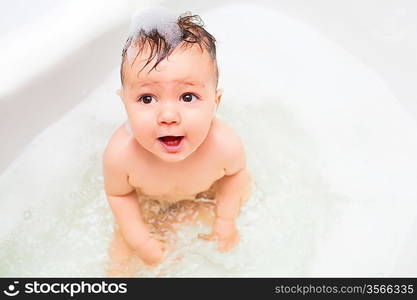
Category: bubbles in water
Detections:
[
  {"x1": 23, "y1": 210, "x2": 31, "y2": 221},
  {"x1": 0, "y1": 237, "x2": 12, "y2": 251}
]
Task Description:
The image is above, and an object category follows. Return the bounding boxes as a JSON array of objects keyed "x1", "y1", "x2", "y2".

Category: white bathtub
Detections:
[{"x1": 1, "y1": 0, "x2": 417, "y2": 276}]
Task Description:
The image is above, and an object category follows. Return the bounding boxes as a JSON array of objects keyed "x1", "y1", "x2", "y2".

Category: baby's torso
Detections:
[
  {"x1": 121, "y1": 119, "x2": 226, "y2": 203},
  {"x1": 129, "y1": 155, "x2": 224, "y2": 203}
]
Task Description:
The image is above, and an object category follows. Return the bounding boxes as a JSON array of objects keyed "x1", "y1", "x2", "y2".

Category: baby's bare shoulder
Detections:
[
  {"x1": 103, "y1": 124, "x2": 134, "y2": 196},
  {"x1": 104, "y1": 124, "x2": 131, "y2": 161},
  {"x1": 212, "y1": 118, "x2": 246, "y2": 175}
]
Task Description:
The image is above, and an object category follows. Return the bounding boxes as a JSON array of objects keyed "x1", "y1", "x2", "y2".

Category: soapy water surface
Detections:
[{"x1": 1, "y1": 4, "x2": 417, "y2": 277}]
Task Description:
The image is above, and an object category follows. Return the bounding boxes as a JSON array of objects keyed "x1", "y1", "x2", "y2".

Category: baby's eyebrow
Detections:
[
  {"x1": 137, "y1": 80, "x2": 205, "y2": 88},
  {"x1": 178, "y1": 81, "x2": 206, "y2": 88}
]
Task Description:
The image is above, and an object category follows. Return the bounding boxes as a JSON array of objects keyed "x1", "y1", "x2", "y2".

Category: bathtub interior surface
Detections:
[{"x1": 1, "y1": 3, "x2": 417, "y2": 276}]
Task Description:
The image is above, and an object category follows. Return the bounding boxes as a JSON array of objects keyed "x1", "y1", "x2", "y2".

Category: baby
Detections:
[{"x1": 103, "y1": 9, "x2": 252, "y2": 277}]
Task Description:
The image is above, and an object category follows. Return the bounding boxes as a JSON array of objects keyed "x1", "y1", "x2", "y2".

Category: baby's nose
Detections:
[
  {"x1": 158, "y1": 106, "x2": 181, "y2": 125},
  {"x1": 159, "y1": 118, "x2": 179, "y2": 125}
]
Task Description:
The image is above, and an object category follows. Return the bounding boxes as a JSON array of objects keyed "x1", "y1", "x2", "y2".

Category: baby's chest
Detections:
[{"x1": 129, "y1": 161, "x2": 225, "y2": 199}]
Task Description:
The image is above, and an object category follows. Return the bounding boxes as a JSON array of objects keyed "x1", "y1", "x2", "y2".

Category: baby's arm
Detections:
[
  {"x1": 200, "y1": 127, "x2": 252, "y2": 252},
  {"x1": 103, "y1": 143, "x2": 164, "y2": 266}
]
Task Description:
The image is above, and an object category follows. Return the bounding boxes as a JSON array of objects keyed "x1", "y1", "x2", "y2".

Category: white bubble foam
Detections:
[{"x1": 127, "y1": 7, "x2": 183, "y2": 63}]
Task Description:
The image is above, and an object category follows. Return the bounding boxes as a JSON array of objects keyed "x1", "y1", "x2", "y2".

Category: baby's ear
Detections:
[{"x1": 215, "y1": 88, "x2": 223, "y2": 106}]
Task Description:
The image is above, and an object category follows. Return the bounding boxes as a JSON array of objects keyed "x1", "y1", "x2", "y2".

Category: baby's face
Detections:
[{"x1": 119, "y1": 43, "x2": 222, "y2": 163}]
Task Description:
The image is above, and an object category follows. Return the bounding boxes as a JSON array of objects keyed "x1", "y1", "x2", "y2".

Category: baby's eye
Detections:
[
  {"x1": 138, "y1": 95, "x2": 157, "y2": 104},
  {"x1": 181, "y1": 93, "x2": 198, "y2": 103}
]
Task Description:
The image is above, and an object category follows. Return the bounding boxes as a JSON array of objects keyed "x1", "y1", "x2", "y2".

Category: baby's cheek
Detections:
[
  {"x1": 130, "y1": 126, "x2": 153, "y2": 147},
  {"x1": 187, "y1": 126, "x2": 208, "y2": 146}
]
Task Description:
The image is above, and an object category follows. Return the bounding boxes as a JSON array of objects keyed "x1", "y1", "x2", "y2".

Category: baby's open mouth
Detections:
[{"x1": 158, "y1": 136, "x2": 184, "y2": 147}]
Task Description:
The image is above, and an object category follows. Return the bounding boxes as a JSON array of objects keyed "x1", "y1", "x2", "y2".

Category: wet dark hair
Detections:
[{"x1": 120, "y1": 12, "x2": 219, "y2": 88}]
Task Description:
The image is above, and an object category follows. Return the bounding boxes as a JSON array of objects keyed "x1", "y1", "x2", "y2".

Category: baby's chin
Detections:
[
  {"x1": 152, "y1": 146, "x2": 197, "y2": 163},
  {"x1": 157, "y1": 152, "x2": 189, "y2": 163}
]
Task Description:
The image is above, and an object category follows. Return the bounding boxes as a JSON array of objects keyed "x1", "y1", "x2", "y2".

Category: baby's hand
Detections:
[
  {"x1": 198, "y1": 217, "x2": 239, "y2": 252},
  {"x1": 136, "y1": 236, "x2": 166, "y2": 266}
]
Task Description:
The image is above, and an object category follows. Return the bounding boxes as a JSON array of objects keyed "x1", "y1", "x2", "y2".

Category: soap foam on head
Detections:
[{"x1": 127, "y1": 7, "x2": 183, "y2": 63}]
